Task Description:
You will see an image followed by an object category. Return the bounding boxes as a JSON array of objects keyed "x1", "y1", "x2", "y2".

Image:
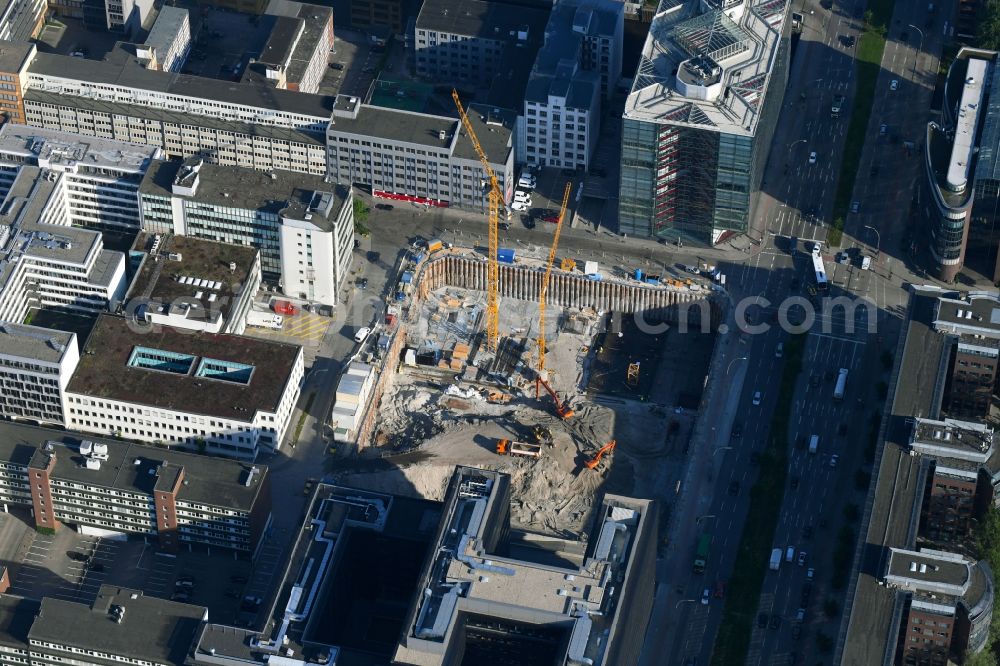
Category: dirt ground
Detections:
[{"x1": 349, "y1": 287, "x2": 713, "y2": 537}]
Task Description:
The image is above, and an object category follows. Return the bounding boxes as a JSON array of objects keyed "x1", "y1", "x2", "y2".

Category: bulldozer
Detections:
[{"x1": 532, "y1": 425, "x2": 554, "y2": 446}]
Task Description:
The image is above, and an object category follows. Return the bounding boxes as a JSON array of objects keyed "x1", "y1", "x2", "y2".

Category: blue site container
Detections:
[
  {"x1": 634, "y1": 268, "x2": 643, "y2": 281},
  {"x1": 497, "y1": 248, "x2": 515, "y2": 264},
  {"x1": 401, "y1": 271, "x2": 414, "y2": 284}
]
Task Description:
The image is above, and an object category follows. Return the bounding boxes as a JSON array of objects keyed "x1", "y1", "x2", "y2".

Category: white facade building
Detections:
[
  {"x1": 0, "y1": 323, "x2": 78, "y2": 425},
  {"x1": 18, "y1": 48, "x2": 330, "y2": 176},
  {"x1": 64, "y1": 314, "x2": 304, "y2": 460},
  {"x1": 0, "y1": 166, "x2": 127, "y2": 324},
  {"x1": 330, "y1": 362, "x2": 375, "y2": 442},
  {"x1": 139, "y1": 158, "x2": 353, "y2": 306},
  {"x1": 0, "y1": 124, "x2": 162, "y2": 230},
  {"x1": 136, "y1": 6, "x2": 191, "y2": 73}
]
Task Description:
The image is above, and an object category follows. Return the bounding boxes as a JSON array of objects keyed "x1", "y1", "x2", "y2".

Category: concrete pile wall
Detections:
[{"x1": 421, "y1": 254, "x2": 720, "y2": 325}]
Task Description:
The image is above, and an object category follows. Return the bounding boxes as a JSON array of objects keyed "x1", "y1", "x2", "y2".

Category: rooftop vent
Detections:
[{"x1": 910, "y1": 562, "x2": 918, "y2": 572}]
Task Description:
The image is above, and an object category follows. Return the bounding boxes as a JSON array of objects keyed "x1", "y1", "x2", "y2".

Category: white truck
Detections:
[
  {"x1": 770, "y1": 548, "x2": 782, "y2": 571},
  {"x1": 833, "y1": 368, "x2": 848, "y2": 401},
  {"x1": 247, "y1": 310, "x2": 284, "y2": 330}
]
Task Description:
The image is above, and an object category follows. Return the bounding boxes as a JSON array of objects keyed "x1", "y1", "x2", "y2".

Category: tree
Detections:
[
  {"x1": 854, "y1": 469, "x2": 871, "y2": 491},
  {"x1": 816, "y1": 631, "x2": 833, "y2": 654},
  {"x1": 965, "y1": 649, "x2": 999, "y2": 666},
  {"x1": 353, "y1": 199, "x2": 371, "y2": 236},
  {"x1": 843, "y1": 503, "x2": 861, "y2": 523}
]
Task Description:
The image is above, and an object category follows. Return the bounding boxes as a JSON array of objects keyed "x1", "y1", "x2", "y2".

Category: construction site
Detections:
[{"x1": 329, "y1": 94, "x2": 723, "y2": 541}]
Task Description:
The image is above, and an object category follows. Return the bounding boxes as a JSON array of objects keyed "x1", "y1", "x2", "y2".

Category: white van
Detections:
[
  {"x1": 861, "y1": 255, "x2": 872, "y2": 271},
  {"x1": 785, "y1": 546, "x2": 796, "y2": 563}
]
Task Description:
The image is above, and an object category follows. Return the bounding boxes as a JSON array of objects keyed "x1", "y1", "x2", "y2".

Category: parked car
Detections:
[
  {"x1": 890, "y1": 79, "x2": 899, "y2": 91},
  {"x1": 329, "y1": 62, "x2": 344, "y2": 70},
  {"x1": 67, "y1": 551, "x2": 88, "y2": 562},
  {"x1": 171, "y1": 591, "x2": 191, "y2": 602},
  {"x1": 797, "y1": 551, "x2": 808, "y2": 566},
  {"x1": 354, "y1": 327, "x2": 371, "y2": 343},
  {"x1": 850, "y1": 200, "x2": 860, "y2": 214},
  {"x1": 510, "y1": 201, "x2": 528, "y2": 211},
  {"x1": 375, "y1": 203, "x2": 394, "y2": 210},
  {"x1": 357, "y1": 277, "x2": 369, "y2": 289}
]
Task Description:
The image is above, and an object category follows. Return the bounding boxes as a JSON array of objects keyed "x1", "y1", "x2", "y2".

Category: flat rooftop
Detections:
[
  {"x1": 23, "y1": 89, "x2": 325, "y2": 148},
  {"x1": 29, "y1": 586, "x2": 206, "y2": 663},
  {"x1": 0, "y1": 322, "x2": 75, "y2": 364},
  {"x1": 25, "y1": 48, "x2": 336, "y2": 122},
  {"x1": 947, "y1": 58, "x2": 987, "y2": 191},
  {"x1": 328, "y1": 101, "x2": 514, "y2": 167},
  {"x1": 395, "y1": 466, "x2": 652, "y2": 666},
  {"x1": 0, "y1": 421, "x2": 268, "y2": 510},
  {"x1": 0, "y1": 40, "x2": 33, "y2": 73},
  {"x1": 143, "y1": 6, "x2": 189, "y2": 62},
  {"x1": 933, "y1": 292, "x2": 1000, "y2": 337},
  {"x1": 0, "y1": 123, "x2": 161, "y2": 172},
  {"x1": 415, "y1": 0, "x2": 547, "y2": 39},
  {"x1": 910, "y1": 417, "x2": 994, "y2": 463},
  {"x1": 140, "y1": 159, "x2": 340, "y2": 229},
  {"x1": 886, "y1": 548, "x2": 972, "y2": 593},
  {"x1": 126, "y1": 232, "x2": 260, "y2": 325},
  {"x1": 66, "y1": 313, "x2": 301, "y2": 421},
  {"x1": 0, "y1": 595, "x2": 39, "y2": 651},
  {"x1": 841, "y1": 288, "x2": 953, "y2": 665},
  {"x1": 625, "y1": 0, "x2": 789, "y2": 136}
]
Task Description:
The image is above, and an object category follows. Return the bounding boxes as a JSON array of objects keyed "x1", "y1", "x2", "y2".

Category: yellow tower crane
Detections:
[
  {"x1": 452, "y1": 89, "x2": 502, "y2": 351},
  {"x1": 537, "y1": 181, "x2": 572, "y2": 375}
]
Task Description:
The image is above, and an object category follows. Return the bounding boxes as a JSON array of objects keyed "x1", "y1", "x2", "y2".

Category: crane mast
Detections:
[
  {"x1": 452, "y1": 89, "x2": 501, "y2": 351},
  {"x1": 537, "y1": 182, "x2": 572, "y2": 374}
]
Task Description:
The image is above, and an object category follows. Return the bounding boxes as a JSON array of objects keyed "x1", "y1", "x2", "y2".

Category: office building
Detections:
[
  {"x1": 520, "y1": 0, "x2": 622, "y2": 171},
  {"x1": 136, "y1": 6, "x2": 191, "y2": 73},
  {"x1": 910, "y1": 417, "x2": 994, "y2": 546},
  {"x1": 327, "y1": 95, "x2": 515, "y2": 208},
  {"x1": 394, "y1": 467, "x2": 657, "y2": 665},
  {"x1": 244, "y1": 3, "x2": 333, "y2": 94},
  {"x1": 0, "y1": 41, "x2": 36, "y2": 125},
  {"x1": 0, "y1": 166, "x2": 128, "y2": 324},
  {"x1": 139, "y1": 158, "x2": 353, "y2": 305},
  {"x1": 15, "y1": 45, "x2": 331, "y2": 176},
  {"x1": 124, "y1": 233, "x2": 262, "y2": 335},
  {"x1": 931, "y1": 291, "x2": 1000, "y2": 419},
  {"x1": 29, "y1": 587, "x2": 208, "y2": 666},
  {"x1": 0, "y1": 0, "x2": 45, "y2": 44},
  {"x1": 0, "y1": 124, "x2": 162, "y2": 231},
  {"x1": 884, "y1": 548, "x2": 994, "y2": 665},
  {"x1": 64, "y1": 314, "x2": 304, "y2": 460},
  {"x1": 619, "y1": 0, "x2": 790, "y2": 244},
  {"x1": 920, "y1": 55, "x2": 985, "y2": 282},
  {"x1": 0, "y1": 596, "x2": 38, "y2": 666},
  {"x1": 185, "y1": 465, "x2": 656, "y2": 666},
  {"x1": 0, "y1": 323, "x2": 78, "y2": 426},
  {"x1": 413, "y1": 0, "x2": 549, "y2": 84},
  {"x1": 840, "y1": 286, "x2": 1000, "y2": 666},
  {"x1": 0, "y1": 422, "x2": 272, "y2": 552}
]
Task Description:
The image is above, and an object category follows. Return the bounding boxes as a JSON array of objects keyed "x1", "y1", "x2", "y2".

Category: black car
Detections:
[
  {"x1": 375, "y1": 203, "x2": 394, "y2": 211},
  {"x1": 770, "y1": 615, "x2": 782, "y2": 630},
  {"x1": 731, "y1": 422, "x2": 742, "y2": 438},
  {"x1": 67, "y1": 551, "x2": 88, "y2": 562},
  {"x1": 86, "y1": 561, "x2": 105, "y2": 573},
  {"x1": 353, "y1": 239, "x2": 361, "y2": 250},
  {"x1": 329, "y1": 62, "x2": 344, "y2": 70},
  {"x1": 757, "y1": 612, "x2": 768, "y2": 628},
  {"x1": 358, "y1": 278, "x2": 369, "y2": 289},
  {"x1": 728, "y1": 480, "x2": 740, "y2": 496}
]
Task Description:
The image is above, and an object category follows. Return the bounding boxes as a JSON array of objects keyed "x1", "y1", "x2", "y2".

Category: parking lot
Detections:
[
  {"x1": 511, "y1": 168, "x2": 582, "y2": 230},
  {"x1": 1, "y1": 510, "x2": 264, "y2": 623}
]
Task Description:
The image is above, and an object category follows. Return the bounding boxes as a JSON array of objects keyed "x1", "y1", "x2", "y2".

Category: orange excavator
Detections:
[
  {"x1": 585, "y1": 440, "x2": 616, "y2": 470},
  {"x1": 536, "y1": 376, "x2": 574, "y2": 419}
]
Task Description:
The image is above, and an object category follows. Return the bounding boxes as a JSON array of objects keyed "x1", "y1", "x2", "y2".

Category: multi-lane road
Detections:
[{"x1": 642, "y1": 0, "x2": 947, "y2": 662}]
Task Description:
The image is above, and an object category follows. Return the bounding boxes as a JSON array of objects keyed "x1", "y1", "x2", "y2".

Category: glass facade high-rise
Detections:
[{"x1": 619, "y1": 0, "x2": 789, "y2": 245}]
